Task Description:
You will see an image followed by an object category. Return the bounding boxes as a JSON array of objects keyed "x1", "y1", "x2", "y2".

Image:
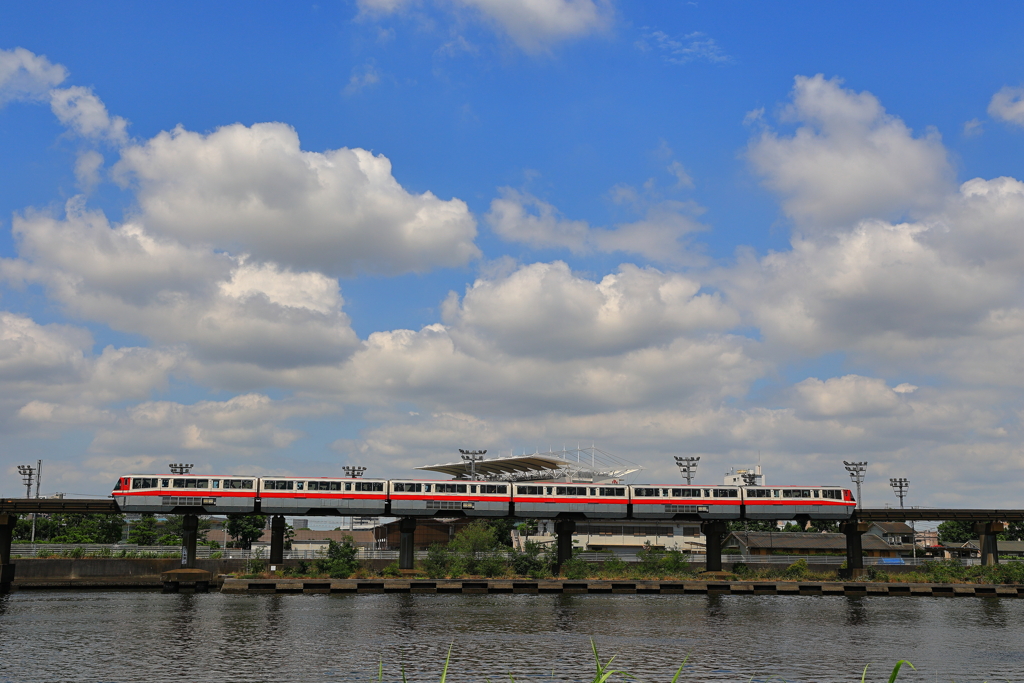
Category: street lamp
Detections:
[
  {"x1": 843, "y1": 461, "x2": 867, "y2": 510},
  {"x1": 169, "y1": 463, "x2": 193, "y2": 474},
  {"x1": 889, "y1": 478, "x2": 909, "y2": 508},
  {"x1": 674, "y1": 456, "x2": 700, "y2": 485},
  {"x1": 459, "y1": 449, "x2": 486, "y2": 480},
  {"x1": 343, "y1": 466, "x2": 366, "y2": 478}
]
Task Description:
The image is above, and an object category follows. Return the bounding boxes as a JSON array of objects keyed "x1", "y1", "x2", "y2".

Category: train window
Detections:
[
  {"x1": 423, "y1": 484, "x2": 431, "y2": 492},
  {"x1": 782, "y1": 489, "x2": 811, "y2": 498},
  {"x1": 713, "y1": 489, "x2": 738, "y2": 498},
  {"x1": 267, "y1": 480, "x2": 292, "y2": 490},
  {"x1": 308, "y1": 482, "x2": 333, "y2": 491},
  {"x1": 598, "y1": 487, "x2": 625, "y2": 496},
  {"x1": 634, "y1": 488, "x2": 660, "y2": 497},
  {"x1": 480, "y1": 485, "x2": 506, "y2": 494},
  {"x1": 545, "y1": 487, "x2": 553, "y2": 495},
  {"x1": 394, "y1": 483, "x2": 423, "y2": 493},
  {"x1": 821, "y1": 490, "x2": 840, "y2": 499},
  {"x1": 194, "y1": 480, "x2": 209, "y2": 488},
  {"x1": 161, "y1": 479, "x2": 169, "y2": 487},
  {"x1": 330, "y1": 482, "x2": 341, "y2": 491},
  {"x1": 132, "y1": 477, "x2": 158, "y2": 489},
  {"x1": 212, "y1": 480, "x2": 219, "y2": 489},
  {"x1": 555, "y1": 487, "x2": 588, "y2": 496},
  {"x1": 516, "y1": 486, "x2": 542, "y2": 495},
  {"x1": 296, "y1": 482, "x2": 304, "y2": 491},
  {"x1": 470, "y1": 485, "x2": 477, "y2": 494},
  {"x1": 703, "y1": 489, "x2": 711, "y2": 498},
  {"x1": 354, "y1": 482, "x2": 384, "y2": 492},
  {"x1": 345, "y1": 482, "x2": 351, "y2": 491}
]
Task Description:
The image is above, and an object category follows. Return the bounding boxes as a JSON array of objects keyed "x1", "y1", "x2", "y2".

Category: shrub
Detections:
[
  {"x1": 313, "y1": 537, "x2": 359, "y2": 578},
  {"x1": 209, "y1": 551, "x2": 223, "y2": 560},
  {"x1": 511, "y1": 540, "x2": 550, "y2": 578},
  {"x1": 36, "y1": 549, "x2": 52, "y2": 558},
  {"x1": 423, "y1": 543, "x2": 452, "y2": 579},
  {"x1": 784, "y1": 558, "x2": 808, "y2": 579},
  {"x1": 560, "y1": 556, "x2": 591, "y2": 580},
  {"x1": 381, "y1": 562, "x2": 401, "y2": 578},
  {"x1": 477, "y1": 553, "x2": 509, "y2": 578}
]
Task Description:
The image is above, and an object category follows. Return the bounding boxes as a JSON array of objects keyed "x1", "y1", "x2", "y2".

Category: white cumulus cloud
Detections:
[
  {"x1": 988, "y1": 86, "x2": 1024, "y2": 127},
  {"x1": 0, "y1": 47, "x2": 67, "y2": 105},
  {"x1": 114, "y1": 122, "x2": 479, "y2": 275}
]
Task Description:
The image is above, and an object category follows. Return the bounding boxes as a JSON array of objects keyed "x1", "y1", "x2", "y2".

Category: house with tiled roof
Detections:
[{"x1": 725, "y1": 531, "x2": 899, "y2": 557}]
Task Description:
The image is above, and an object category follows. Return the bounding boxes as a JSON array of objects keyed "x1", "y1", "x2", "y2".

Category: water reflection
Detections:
[{"x1": 1, "y1": 592, "x2": 1023, "y2": 682}]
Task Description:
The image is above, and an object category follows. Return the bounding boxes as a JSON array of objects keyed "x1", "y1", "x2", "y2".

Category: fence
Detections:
[{"x1": 8, "y1": 544, "x2": 991, "y2": 566}]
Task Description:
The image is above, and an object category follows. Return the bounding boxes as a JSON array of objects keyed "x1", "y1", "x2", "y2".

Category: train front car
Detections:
[
  {"x1": 258, "y1": 477, "x2": 387, "y2": 516},
  {"x1": 388, "y1": 480, "x2": 512, "y2": 517},
  {"x1": 112, "y1": 474, "x2": 258, "y2": 514},
  {"x1": 741, "y1": 486, "x2": 856, "y2": 520},
  {"x1": 512, "y1": 484, "x2": 628, "y2": 519},
  {"x1": 630, "y1": 485, "x2": 741, "y2": 520}
]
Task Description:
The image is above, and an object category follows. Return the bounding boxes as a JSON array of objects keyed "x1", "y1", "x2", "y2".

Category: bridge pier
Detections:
[
  {"x1": 974, "y1": 522, "x2": 1003, "y2": 566},
  {"x1": 554, "y1": 519, "x2": 576, "y2": 572},
  {"x1": 701, "y1": 520, "x2": 728, "y2": 572},
  {"x1": 269, "y1": 515, "x2": 285, "y2": 565},
  {"x1": 399, "y1": 517, "x2": 416, "y2": 570},
  {"x1": 0, "y1": 513, "x2": 17, "y2": 593},
  {"x1": 840, "y1": 520, "x2": 870, "y2": 579},
  {"x1": 180, "y1": 514, "x2": 199, "y2": 569}
]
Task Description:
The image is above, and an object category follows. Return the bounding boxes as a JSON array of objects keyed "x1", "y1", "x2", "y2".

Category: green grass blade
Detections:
[
  {"x1": 402, "y1": 664, "x2": 408, "y2": 683},
  {"x1": 861, "y1": 664, "x2": 869, "y2": 683},
  {"x1": 440, "y1": 642, "x2": 454, "y2": 683},
  {"x1": 378, "y1": 659, "x2": 383, "y2": 683},
  {"x1": 670, "y1": 654, "x2": 690, "y2": 683},
  {"x1": 887, "y1": 660, "x2": 915, "y2": 683}
]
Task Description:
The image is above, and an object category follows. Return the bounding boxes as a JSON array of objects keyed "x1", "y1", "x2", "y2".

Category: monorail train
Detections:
[{"x1": 112, "y1": 474, "x2": 856, "y2": 521}]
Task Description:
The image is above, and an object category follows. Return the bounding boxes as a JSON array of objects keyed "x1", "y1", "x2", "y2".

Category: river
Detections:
[{"x1": 1, "y1": 590, "x2": 1022, "y2": 682}]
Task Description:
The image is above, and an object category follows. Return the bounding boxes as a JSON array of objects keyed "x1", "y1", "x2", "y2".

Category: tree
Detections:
[
  {"x1": 227, "y1": 514, "x2": 267, "y2": 549},
  {"x1": 485, "y1": 518, "x2": 517, "y2": 547},
  {"x1": 162, "y1": 515, "x2": 213, "y2": 543},
  {"x1": 937, "y1": 520, "x2": 974, "y2": 544},
  {"x1": 47, "y1": 514, "x2": 125, "y2": 543},
  {"x1": 128, "y1": 513, "x2": 159, "y2": 545}
]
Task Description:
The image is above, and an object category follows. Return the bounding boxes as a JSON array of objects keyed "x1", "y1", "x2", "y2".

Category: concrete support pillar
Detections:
[
  {"x1": 840, "y1": 520, "x2": 871, "y2": 579},
  {"x1": 0, "y1": 513, "x2": 17, "y2": 593},
  {"x1": 181, "y1": 514, "x2": 199, "y2": 569},
  {"x1": 269, "y1": 515, "x2": 285, "y2": 565},
  {"x1": 974, "y1": 522, "x2": 1003, "y2": 566},
  {"x1": 399, "y1": 517, "x2": 416, "y2": 570},
  {"x1": 701, "y1": 520, "x2": 728, "y2": 572},
  {"x1": 554, "y1": 519, "x2": 576, "y2": 572}
]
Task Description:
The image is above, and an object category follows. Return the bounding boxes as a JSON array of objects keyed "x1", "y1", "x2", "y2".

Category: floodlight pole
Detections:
[
  {"x1": 843, "y1": 461, "x2": 867, "y2": 510},
  {"x1": 889, "y1": 478, "x2": 908, "y2": 509},
  {"x1": 343, "y1": 466, "x2": 366, "y2": 479},
  {"x1": 460, "y1": 449, "x2": 486, "y2": 480},
  {"x1": 674, "y1": 456, "x2": 700, "y2": 485},
  {"x1": 16, "y1": 465, "x2": 35, "y2": 499},
  {"x1": 169, "y1": 463, "x2": 193, "y2": 475}
]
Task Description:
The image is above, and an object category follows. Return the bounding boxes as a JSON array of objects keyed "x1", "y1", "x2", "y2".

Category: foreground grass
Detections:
[{"x1": 366, "y1": 641, "x2": 916, "y2": 683}]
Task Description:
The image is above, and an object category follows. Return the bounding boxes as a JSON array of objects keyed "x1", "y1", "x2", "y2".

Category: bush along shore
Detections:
[{"x1": 235, "y1": 520, "x2": 1024, "y2": 585}]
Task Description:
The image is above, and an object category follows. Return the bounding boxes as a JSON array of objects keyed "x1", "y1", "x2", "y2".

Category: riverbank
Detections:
[{"x1": 219, "y1": 577, "x2": 1024, "y2": 597}]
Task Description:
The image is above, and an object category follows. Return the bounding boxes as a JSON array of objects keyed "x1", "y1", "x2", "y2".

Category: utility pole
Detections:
[
  {"x1": 459, "y1": 449, "x2": 486, "y2": 480},
  {"x1": 674, "y1": 456, "x2": 700, "y2": 485},
  {"x1": 843, "y1": 461, "x2": 867, "y2": 510},
  {"x1": 31, "y1": 459, "x2": 41, "y2": 542}
]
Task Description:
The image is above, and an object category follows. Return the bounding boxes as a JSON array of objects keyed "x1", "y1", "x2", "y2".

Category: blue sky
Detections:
[{"x1": 2, "y1": 1, "x2": 1024, "y2": 506}]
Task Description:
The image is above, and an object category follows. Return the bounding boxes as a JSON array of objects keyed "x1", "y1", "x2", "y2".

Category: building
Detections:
[
  {"x1": 254, "y1": 527, "x2": 377, "y2": 553},
  {"x1": 534, "y1": 519, "x2": 705, "y2": 553},
  {"x1": 374, "y1": 518, "x2": 479, "y2": 550},
  {"x1": 725, "y1": 531, "x2": 899, "y2": 557}
]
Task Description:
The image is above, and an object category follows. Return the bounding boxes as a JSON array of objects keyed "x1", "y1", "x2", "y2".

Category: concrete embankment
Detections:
[
  {"x1": 221, "y1": 578, "x2": 1024, "y2": 597},
  {"x1": 11, "y1": 559, "x2": 249, "y2": 588}
]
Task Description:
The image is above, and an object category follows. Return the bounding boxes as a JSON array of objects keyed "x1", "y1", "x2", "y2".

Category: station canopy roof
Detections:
[{"x1": 415, "y1": 453, "x2": 570, "y2": 479}]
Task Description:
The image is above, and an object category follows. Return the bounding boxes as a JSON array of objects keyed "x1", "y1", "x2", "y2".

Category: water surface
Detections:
[{"x1": 1, "y1": 591, "x2": 1021, "y2": 682}]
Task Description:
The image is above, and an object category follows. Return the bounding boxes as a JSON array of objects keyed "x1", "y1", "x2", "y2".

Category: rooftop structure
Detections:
[{"x1": 415, "y1": 445, "x2": 643, "y2": 483}]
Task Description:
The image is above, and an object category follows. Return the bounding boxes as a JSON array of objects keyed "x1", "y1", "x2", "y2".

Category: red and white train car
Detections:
[
  {"x1": 629, "y1": 485, "x2": 742, "y2": 520},
  {"x1": 258, "y1": 477, "x2": 387, "y2": 516},
  {"x1": 511, "y1": 484, "x2": 629, "y2": 519},
  {"x1": 388, "y1": 479, "x2": 512, "y2": 517},
  {"x1": 112, "y1": 474, "x2": 258, "y2": 513},
  {"x1": 741, "y1": 486, "x2": 855, "y2": 520}
]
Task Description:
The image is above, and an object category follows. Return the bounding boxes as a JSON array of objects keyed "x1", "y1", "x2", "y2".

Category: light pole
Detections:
[
  {"x1": 674, "y1": 456, "x2": 700, "y2": 485},
  {"x1": 169, "y1": 463, "x2": 193, "y2": 475},
  {"x1": 459, "y1": 449, "x2": 486, "y2": 480},
  {"x1": 17, "y1": 464, "x2": 36, "y2": 499},
  {"x1": 843, "y1": 461, "x2": 867, "y2": 510},
  {"x1": 889, "y1": 477, "x2": 914, "y2": 559},
  {"x1": 343, "y1": 466, "x2": 366, "y2": 478},
  {"x1": 889, "y1": 478, "x2": 909, "y2": 508}
]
